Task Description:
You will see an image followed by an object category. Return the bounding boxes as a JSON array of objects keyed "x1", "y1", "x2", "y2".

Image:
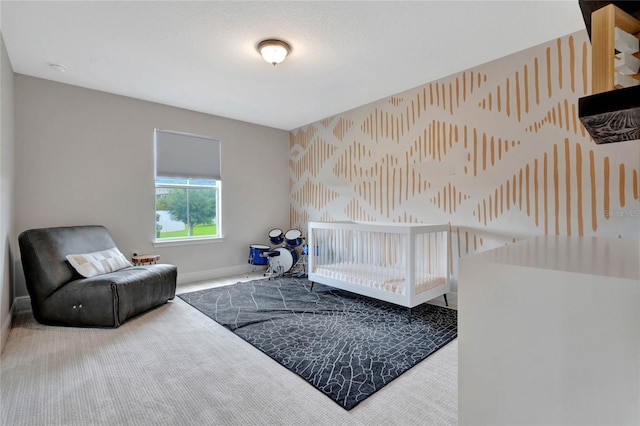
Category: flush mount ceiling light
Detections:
[{"x1": 257, "y1": 39, "x2": 291, "y2": 66}]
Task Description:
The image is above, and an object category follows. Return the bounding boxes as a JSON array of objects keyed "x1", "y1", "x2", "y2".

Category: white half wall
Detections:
[
  {"x1": 14, "y1": 75, "x2": 290, "y2": 297},
  {"x1": 459, "y1": 236, "x2": 640, "y2": 425}
]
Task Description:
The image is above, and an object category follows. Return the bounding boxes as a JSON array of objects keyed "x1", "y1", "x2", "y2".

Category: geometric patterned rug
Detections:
[{"x1": 178, "y1": 277, "x2": 457, "y2": 410}]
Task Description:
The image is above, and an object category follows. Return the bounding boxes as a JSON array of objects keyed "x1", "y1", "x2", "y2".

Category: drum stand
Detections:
[
  {"x1": 287, "y1": 250, "x2": 307, "y2": 278},
  {"x1": 248, "y1": 262, "x2": 267, "y2": 276},
  {"x1": 265, "y1": 264, "x2": 284, "y2": 280},
  {"x1": 247, "y1": 258, "x2": 262, "y2": 278},
  {"x1": 264, "y1": 251, "x2": 284, "y2": 280}
]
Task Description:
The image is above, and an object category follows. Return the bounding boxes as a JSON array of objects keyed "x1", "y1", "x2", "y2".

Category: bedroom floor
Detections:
[{"x1": 3, "y1": 271, "x2": 458, "y2": 425}]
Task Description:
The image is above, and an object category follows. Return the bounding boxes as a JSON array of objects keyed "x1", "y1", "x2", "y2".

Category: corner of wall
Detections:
[{"x1": 0, "y1": 29, "x2": 17, "y2": 354}]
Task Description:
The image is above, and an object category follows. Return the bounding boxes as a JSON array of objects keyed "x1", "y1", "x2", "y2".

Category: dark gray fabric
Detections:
[
  {"x1": 19, "y1": 225, "x2": 177, "y2": 327},
  {"x1": 179, "y1": 277, "x2": 457, "y2": 410},
  {"x1": 108, "y1": 265, "x2": 178, "y2": 325}
]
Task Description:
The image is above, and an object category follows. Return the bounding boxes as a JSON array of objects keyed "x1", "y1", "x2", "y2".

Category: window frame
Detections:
[
  {"x1": 154, "y1": 179, "x2": 222, "y2": 246},
  {"x1": 153, "y1": 129, "x2": 223, "y2": 246}
]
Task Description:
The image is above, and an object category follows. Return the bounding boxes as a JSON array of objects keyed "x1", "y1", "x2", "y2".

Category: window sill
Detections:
[{"x1": 153, "y1": 236, "x2": 224, "y2": 248}]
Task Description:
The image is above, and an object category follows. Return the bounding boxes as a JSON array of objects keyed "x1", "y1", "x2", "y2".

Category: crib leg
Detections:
[
  {"x1": 309, "y1": 281, "x2": 314, "y2": 292},
  {"x1": 443, "y1": 294, "x2": 449, "y2": 307},
  {"x1": 407, "y1": 307, "x2": 412, "y2": 323}
]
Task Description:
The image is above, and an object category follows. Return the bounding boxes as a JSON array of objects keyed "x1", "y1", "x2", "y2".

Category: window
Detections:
[{"x1": 154, "y1": 129, "x2": 221, "y2": 242}]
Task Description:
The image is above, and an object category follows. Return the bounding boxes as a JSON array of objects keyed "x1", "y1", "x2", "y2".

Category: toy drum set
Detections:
[{"x1": 248, "y1": 228, "x2": 307, "y2": 278}]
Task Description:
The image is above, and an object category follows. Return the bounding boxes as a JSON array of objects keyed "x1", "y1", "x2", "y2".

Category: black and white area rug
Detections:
[{"x1": 178, "y1": 277, "x2": 457, "y2": 410}]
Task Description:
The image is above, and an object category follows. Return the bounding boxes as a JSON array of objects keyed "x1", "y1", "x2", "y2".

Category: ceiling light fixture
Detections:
[{"x1": 257, "y1": 39, "x2": 291, "y2": 66}]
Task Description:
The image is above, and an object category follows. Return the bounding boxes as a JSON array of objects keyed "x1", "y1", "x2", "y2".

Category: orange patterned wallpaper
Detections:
[{"x1": 289, "y1": 31, "x2": 640, "y2": 286}]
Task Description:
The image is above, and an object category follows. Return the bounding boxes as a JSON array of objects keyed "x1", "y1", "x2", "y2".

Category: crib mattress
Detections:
[{"x1": 312, "y1": 262, "x2": 446, "y2": 295}]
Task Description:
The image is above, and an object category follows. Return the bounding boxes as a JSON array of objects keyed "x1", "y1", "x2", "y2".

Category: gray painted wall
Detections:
[
  {"x1": 0, "y1": 31, "x2": 15, "y2": 351},
  {"x1": 14, "y1": 75, "x2": 290, "y2": 297}
]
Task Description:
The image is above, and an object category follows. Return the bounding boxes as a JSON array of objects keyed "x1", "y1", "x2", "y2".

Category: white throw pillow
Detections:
[{"x1": 66, "y1": 247, "x2": 133, "y2": 278}]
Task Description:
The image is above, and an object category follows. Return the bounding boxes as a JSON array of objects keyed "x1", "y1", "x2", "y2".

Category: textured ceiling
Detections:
[{"x1": 1, "y1": 1, "x2": 586, "y2": 130}]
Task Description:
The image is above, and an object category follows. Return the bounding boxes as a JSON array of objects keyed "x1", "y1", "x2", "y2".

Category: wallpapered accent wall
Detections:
[{"x1": 289, "y1": 31, "x2": 640, "y2": 287}]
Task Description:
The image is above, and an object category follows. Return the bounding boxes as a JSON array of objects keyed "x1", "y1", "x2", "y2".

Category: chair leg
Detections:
[{"x1": 443, "y1": 294, "x2": 449, "y2": 307}]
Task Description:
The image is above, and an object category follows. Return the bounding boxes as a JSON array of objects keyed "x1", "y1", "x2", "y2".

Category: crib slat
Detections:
[{"x1": 307, "y1": 221, "x2": 450, "y2": 308}]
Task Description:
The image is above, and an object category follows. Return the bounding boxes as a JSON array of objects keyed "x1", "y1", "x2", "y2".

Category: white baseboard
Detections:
[
  {"x1": 6, "y1": 266, "x2": 260, "y2": 318},
  {"x1": 9, "y1": 267, "x2": 444, "y2": 313},
  {"x1": 177, "y1": 263, "x2": 264, "y2": 285},
  {"x1": 15, "y1": 296, "x2": 31, "y2": 312},
  {"x1": 1, "y1": 300, "x2": 14, "y2": 353},
  {"x1": 428, "y1": 291, "x2": 458, "y2": 309}
]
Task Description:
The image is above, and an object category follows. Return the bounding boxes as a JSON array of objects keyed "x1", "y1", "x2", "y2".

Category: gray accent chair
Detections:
[{"x1": 19, "y1": 225, "x2": 177, "y2": 327}]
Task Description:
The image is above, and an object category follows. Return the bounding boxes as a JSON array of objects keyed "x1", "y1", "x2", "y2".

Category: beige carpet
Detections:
[{"x1": 1, "y1": 284, "x2": 457, "y2": 426}]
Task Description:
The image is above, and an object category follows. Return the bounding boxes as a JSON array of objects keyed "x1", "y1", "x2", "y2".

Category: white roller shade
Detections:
[{"x1": 154, "y1": 129, "x2": 221, "y2": 180}]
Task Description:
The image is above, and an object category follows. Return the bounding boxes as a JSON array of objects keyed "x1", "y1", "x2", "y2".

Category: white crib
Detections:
[{"x1": 307, "y1": 221, "x2": 450, "y2": 309}]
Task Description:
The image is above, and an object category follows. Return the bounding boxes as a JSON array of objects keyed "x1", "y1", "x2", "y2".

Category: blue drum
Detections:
[
  {"x1": 248, "y1": 244, "x2": 270, "y2": 265},
  {"x1": 302, "y1": 244, "x2": 308, "y2": 255},
  {"x1": 270, "y1": 247, "x2": 299, "y2": 272},
  {"x1": 268, "y1": 228, "x2": 284, "y2": 245},
  {"x1": 284, "y1": 229, "x2": 303, "y2": 247}
]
